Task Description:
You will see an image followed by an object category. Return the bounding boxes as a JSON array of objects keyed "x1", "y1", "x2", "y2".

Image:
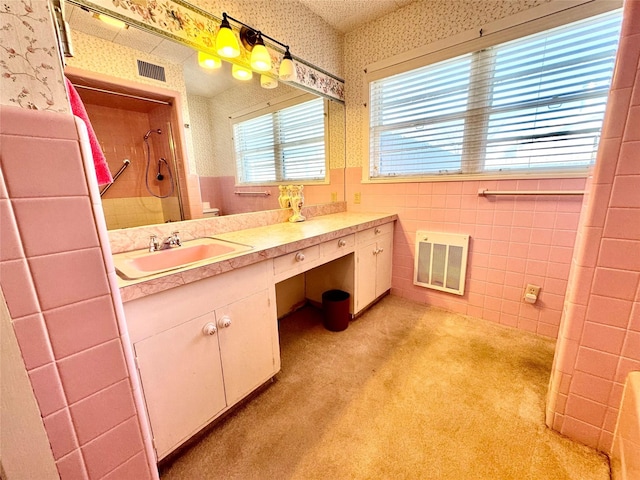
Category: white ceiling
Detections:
[
  {"x1": 64, "y1": 1, "x2": 412, "y2": 98},
  {"x1": 297, "y1": 0, "x2": 415, "y2": 33}
]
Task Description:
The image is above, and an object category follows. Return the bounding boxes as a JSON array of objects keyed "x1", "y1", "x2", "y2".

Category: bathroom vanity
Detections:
[{"x1": 117, "y1": 211, "x2": 396, "y2": 460}]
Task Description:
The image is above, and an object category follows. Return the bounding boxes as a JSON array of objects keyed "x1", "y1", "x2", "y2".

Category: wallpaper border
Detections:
[{"x1": 66, "y1": 0, "x2": 345, "y2": 103}]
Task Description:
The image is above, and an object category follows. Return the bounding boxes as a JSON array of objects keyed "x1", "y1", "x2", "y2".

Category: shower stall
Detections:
[{"x1": 70, "y1": 79, "x2": 184, "y2": 230}]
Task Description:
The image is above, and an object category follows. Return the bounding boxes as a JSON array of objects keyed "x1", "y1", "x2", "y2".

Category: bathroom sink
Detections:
[{"x1": 113, "y1": 237, "x2": 253, "y2": 279}]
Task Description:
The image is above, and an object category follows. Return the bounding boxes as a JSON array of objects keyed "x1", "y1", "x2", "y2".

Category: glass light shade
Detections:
[
  {"x1": 216, "y1": 26, "x2": 240, "y2": 58},
  {"x1": 197, "y1": 52, "x2": 222, "y2": 69},
  {"x1": 251, "y1": 43, "x2": 272, "y2": 72},
  {"x1": 260, "y1": 75, "x2": 278, "y2": 89},
  {"x1": 279, "y1": 57, "x2": 296, "y2": 81},
  {"x1": 232, "y1": 64, "x2": 253, "y2": 81}
]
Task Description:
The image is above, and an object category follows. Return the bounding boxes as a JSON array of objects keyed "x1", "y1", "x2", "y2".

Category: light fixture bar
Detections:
[{"x1": 222, "y1": 13, "x2": 291, "y2": 57}]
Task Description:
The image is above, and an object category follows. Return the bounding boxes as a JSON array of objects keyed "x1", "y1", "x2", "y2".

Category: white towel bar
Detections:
[
  {"x1": 478, "y1": 188, "x2": 584, "y2": 196},
  {"x1": 234, "y1": 191, "x2": 271, "y2": 197}
]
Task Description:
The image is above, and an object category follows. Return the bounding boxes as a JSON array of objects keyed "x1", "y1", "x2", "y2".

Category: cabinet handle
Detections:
[
  {"x1": 373, "y1": 248, "x2": 378, "y2": 255},
  {"x1": 378, "y1": 247, "x2": 384, "y2": 254},
  {"x1": 338, "y1": 239, "x2": 346, "y2": 247},
  {"x1": 374, "y1": 227, "x2": 381, "y2": 234},
  {"x1": 295, "y1": 252, "x2": 305, "y2": 262},
  {"x1": 218, "y1": 315, "x2": 232, "y2": 329},
  {"x1": 202, "y1": 322, "x2": 217, "y2": 336}
]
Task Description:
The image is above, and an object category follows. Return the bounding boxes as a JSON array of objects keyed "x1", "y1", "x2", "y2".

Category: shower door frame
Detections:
[{"x1": 65, "y1": 65, "x2": 202, "y2": 227}]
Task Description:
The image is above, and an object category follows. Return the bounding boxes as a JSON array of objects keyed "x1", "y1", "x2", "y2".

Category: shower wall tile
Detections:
[
  {"x1": 581, "y1": 322, "x2": 627, "y2": 355},
  {"x1": 604, "y1": 207, "x2": 640, "y2": 239},
  {"x1": 0, "y1": 107, "x2": 76, "y2": 138},
  {"x1": 29, "y1": 248, "x2": 111, "y2": 311},
  {"x1": 565, "y1": 394, "x2": 607, "y2": 427},
  {"x1": 27, "y1": 362, "x2": 67, "y2": 417},
  {"x1": 0, "y1": 258, "x2": 39, "y2": 318},
  {"x1": 12, "y1": 197, "x2": 100, "y2": 257},
  {"x1": 55, "y1": 450, "x2": 89, "y2": 480},
  {"x1": 11, "y1": 313, "x2": 54, "y2": 370},
  {"x1": 586, "y1": 295, "x2": 633, "y2": 329},
  {"x1": 571, "y1": 371, "x2": 613, "y2": 405},
  {"x1": 591, "y1": 268, "x2": 639, "y2": 301},
  {"x1": 70, "y1": 379, "x2": 136, "y2": 444},
  {"x1": 0, "y1": 199, "x2": 23, "y2": 261},
  {"x1": 0, "y1": 136, "x2": 88, "y2": 198},
  {"x1": 101, "y1": 451, "x2": 152, "y2": 480},
  {"x1": 81, "y1": 416, "x2": 144, "y2": 479},
  {"x1": 0, "y1": 105, "x2": 154, "y2": 479},
  {"x1": 616, "y1": 141, "x2": 640, "y2": 175},
  {"x1": 57, "y1": 339, "x2": 128, "y2": 404},
  {"x1": 562, "y1": 416, "x2": 602, "y2": 450},
  {"x1": 44, "y1": 295, "x2": 119, "y2": 360},
  {"x1": 43, "y1": 408, "x2": 79, "y2": 460}
]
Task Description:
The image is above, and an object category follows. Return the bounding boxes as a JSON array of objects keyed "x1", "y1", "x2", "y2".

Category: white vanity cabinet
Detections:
[
  {"x1": 123, "y1": 261, "x2": 279, "y2": 460},
  {"x1": 355, "y1": 223, "x2": 394, "y2": 313},
  {"x1": 133, "y1": 312, "x2": 226, "y2": 459}
]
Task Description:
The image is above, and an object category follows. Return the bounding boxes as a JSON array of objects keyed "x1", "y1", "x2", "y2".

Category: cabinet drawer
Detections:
[
  {"x1": 321, "y1": 234, "x2": 355, "y2": 258},
  {"x1": 273, "y1": 245, "x2": 320, "y2": 278},
  {"x1": 356, "y1": 222, "x2": 393, "y2": 245}
]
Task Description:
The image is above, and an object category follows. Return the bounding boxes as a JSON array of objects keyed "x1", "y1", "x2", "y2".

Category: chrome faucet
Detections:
[
  {"x1": 148, "y1": 235, "x2": 160, "y2": 252},
  {"x1": 161, "y1": 231, "x2": 181, "y2": 249}
]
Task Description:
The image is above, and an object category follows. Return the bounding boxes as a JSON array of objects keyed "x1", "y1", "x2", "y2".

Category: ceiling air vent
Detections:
[{"x1": 137, "y1": 59, "x2": 166, "y2": 82}]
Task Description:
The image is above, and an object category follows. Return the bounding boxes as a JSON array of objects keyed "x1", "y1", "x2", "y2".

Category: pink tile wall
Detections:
[
  {"x1": 347, "y1": 168, "x2": 585, "y2": 338},
  {"x1": 198, "y1": 175, "x2": 223, "y2": 212},
  {"x1": 84, "y1": 103, "x2": 154, "y2": 199},
  {"x1": 547, "y1": 0, "x2": 640, "y2": 454},
  {"x1": 0, "y1": 106, "x2": 155, "y2": 479}
]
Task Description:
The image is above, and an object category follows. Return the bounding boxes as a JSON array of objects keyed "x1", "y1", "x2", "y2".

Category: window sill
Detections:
[
  {"x1": 362, "y1": 169, "x2": 590, "y2": 184},
  {"x1": 234, "y1": 179, "x2": 329, "y2": 187}
]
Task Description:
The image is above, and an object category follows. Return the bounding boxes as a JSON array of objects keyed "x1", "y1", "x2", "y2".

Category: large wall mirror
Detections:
[{"x1": 62, "y1": 1, "x2": 345, "y2": 230}]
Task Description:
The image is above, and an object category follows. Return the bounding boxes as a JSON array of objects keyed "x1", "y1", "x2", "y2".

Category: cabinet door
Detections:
[
  {"x1": 134, "y1": 313, "x2": 226, "y2": 459},
  {"x1": 375, "y1": 233, "x2": 393, "y2": 297},
  {"x1": 355, "y1": 239, "x2": 378, "y2": 312},
  {"x1": 216, "y1": 289, "x2": 279, "y2": 406}
]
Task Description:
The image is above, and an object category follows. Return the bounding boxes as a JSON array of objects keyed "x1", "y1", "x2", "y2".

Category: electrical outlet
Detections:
[
  {"x1": 525, "y1": 284, "x2": 541, "y2": 297},
  {"x1": 354, "y1": 192, "x2": 361, "y2": 204},
  {"x1": 331, "y1": 192, "x2": 337, "y2": 202}
]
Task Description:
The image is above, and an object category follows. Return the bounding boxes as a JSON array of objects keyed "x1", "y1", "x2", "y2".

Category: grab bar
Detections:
[
  {"x1": 234, "y1": 190, "x2": 271, "y2": 197},
  {"x1": 100, "y1": 159, "x2": 130, "y2": 197},
  {"x1": 478, "y1": 188, "x2": 584, "y2": 196}
]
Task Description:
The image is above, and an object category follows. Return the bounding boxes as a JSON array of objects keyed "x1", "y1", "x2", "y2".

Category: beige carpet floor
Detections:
[{"x1": 160, "y1": 295, "x2": 610, "y2": 480}]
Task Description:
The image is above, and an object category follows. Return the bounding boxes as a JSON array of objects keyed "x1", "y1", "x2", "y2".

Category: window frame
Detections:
[
  {"x1": 230, "y1": 92, "x2": 330, "y2": 186},
  {"x1": 363, "y1": 0, "x2": 622, "y2": 184}
]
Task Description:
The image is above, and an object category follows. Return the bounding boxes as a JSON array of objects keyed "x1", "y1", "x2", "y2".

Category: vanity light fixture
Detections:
[
  {"x1": 250, "y1": 34, "x2": 272, "y2": 72},
  {"x1": 216, "y1": 13, "x2": 241, "y2": 58},
  {"x1": 92, "y1": 12, "x2": 128, "y2": 29},
  {"x1": 219, "y1": 13, "x2": 297, "y2": 83},
  {"x1": 198, "y1": 51, "x2": 222, "y2": 69},
  {"x1": 260, "y1": 74, "x2": 278, "y2": 89},
  {"x1": 279, "y1": 48, "x2": 296, "y2": 81},
  {"x1": 232, "y1": 64, "x2": 253, "y2": 80}
]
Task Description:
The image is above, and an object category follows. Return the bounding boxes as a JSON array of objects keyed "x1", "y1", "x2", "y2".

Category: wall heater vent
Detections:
[
  {"x1": 414, "y1": 231, "x2": 470, "y2": 296},
  {"x1": 136, "y1": 59, "x2": 166, "y2": 82}
]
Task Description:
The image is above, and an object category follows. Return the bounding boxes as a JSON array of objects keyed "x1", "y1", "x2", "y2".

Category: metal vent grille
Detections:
[
  {"x1": 414, "y1": 231, "x2": 470, "y2": 295},
  {"x1": 137, "y1": 60, "x2": 166, "y2": 82}
]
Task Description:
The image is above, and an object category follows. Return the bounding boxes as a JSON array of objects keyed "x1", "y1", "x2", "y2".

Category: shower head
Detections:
[{"x1": 143, "y1": 128, "x2": 162, "y2": 140}]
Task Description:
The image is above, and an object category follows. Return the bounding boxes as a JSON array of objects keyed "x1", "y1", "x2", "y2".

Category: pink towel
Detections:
[{"x1": 65, "y1": 78, "x2": 113, "y2": 186}]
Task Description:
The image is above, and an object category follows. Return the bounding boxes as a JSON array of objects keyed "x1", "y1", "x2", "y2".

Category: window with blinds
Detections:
[
  {"x1": 369, "y1": 10, "x2": 622, "y2": 179},
  {"x1": 233, "y1": 97, "x2": 326, "y2": 184}
]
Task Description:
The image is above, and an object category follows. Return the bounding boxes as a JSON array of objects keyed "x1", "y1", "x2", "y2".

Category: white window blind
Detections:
[
  {"x1": 234, "y1": 97, "x2": 326, "y2": 184},
  {"x1": 369, "y1": 10, "x2": 622, "y2": 179}
]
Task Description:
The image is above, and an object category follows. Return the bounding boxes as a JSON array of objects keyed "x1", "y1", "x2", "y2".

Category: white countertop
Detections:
[{"x1": 117, "y1": 211, "x2": 397, "y2": 302}]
